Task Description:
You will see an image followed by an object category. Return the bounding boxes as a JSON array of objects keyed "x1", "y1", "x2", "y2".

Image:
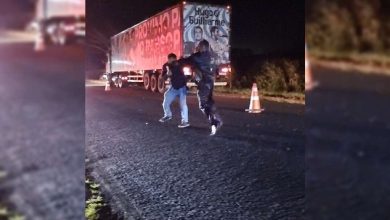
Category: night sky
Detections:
[{"x1": 87, "y1": 0, "x2": 304, "y2": 69}]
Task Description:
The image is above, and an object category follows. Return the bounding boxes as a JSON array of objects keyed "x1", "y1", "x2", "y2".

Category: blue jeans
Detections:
[{"x1": 163, "y1": 86, "x2": 189, "y2": 123}]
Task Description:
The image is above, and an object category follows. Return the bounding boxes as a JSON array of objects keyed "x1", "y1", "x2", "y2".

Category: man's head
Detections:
[
  {"x1": 194, "y1": 26, "x2": 203, "y2": 41},
  {"x1": 196, "y1": 40, "x2": 210, "y2": 53},
  {"x1": 210, "y1": 26, "x2": 219, "y2": 40},
  {"x1": 167, "y1": 53, "x2": 177, "y2": 63}
]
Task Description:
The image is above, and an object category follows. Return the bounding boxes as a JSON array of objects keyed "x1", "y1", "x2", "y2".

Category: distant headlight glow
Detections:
[
  {"x1": 219, "y1": 67, "x2": 229, "y2": 75},
  {"x1": 183, "y1": 67, "x2": 192, "y2": 76}
]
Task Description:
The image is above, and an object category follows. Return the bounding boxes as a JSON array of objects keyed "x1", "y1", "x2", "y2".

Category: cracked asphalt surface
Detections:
[
  {"x1": 0, "y1": 43, "x2": 85, "y2": 219},
  {"x1": 306, "y1": 64, "x2": 390, "y2": 220},
  {"x1": 86, "y1": 85, "x2": 305, "y2": 219}
]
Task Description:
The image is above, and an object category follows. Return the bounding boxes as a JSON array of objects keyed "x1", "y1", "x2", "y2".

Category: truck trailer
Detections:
[
  {"x1": 34, "y1": 0, "x2": 85, "y2": 45},
  {"x1": 107, "y1": 1, "x2": 231, "y2": 93}
]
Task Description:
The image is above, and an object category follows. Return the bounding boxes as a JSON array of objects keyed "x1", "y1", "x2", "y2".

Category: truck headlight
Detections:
[
  {"x1": 219, "y1": 67, "x2": 229, "y2": 75},
  {"x1": 63, "y1": 25, "x2": 76, "y2": 32},
  {"x1": 183, "y1": 66, "x2": 192, "y2": 76}
]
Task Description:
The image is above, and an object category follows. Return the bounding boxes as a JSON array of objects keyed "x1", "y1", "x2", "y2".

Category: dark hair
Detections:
[
  {"x1": 198, "y1": 40, "x2": 209, "y2": 49},
  {"x1": 167, "y1": 53, "x2": 177, "y2": 59},
  {"x1": 210, "y1": 26, "x2": 218, "y2": 34},
  {"x1": 194, "y1": 26, "x2": 203, "y2": 33}
]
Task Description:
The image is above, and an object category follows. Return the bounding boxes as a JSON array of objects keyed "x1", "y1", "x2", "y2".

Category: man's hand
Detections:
[
  {"x1": 193, "y1": 68, "x2": 202, "y2": 83},
  {"x1": 166, "y1": 65, "x2": 172, "y2": 76}
]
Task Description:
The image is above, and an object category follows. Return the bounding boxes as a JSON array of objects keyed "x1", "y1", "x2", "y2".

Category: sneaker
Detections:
[
  {"x1": 159, "y1": 116, "x2": 172, "y2": 123},
  {"x1": 178, "y1": 121, "x2": 190, "y2": 128},
  {"x1": 210, "y1": 121, "x2": 223, "y2": 136},
  {"x1": 210, "y1": 125, "x2": 217, "y2": 136}
]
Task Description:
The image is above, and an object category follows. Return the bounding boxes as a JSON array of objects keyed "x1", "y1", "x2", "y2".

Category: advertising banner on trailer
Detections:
[
  {"x1": 111, "y1": 5, "x2": 182, "y2": 72},
  {"x1": 111, "y1": 3, "x2": 231, "y2": 73},
  {"x1": 183, "y1": 3, "x2": 230, "y2": 66}
]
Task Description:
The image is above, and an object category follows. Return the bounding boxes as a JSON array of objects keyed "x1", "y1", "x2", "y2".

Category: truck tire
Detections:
[
  {"x1": 118, "y1": 78, "x2": 123, "y2": 88},
  {"x1": 47, "y1": 23, "x2": 59, "y2": 45},
  {"x1": 50, "y1": 23, "x2": 67, "y2": 46},
  {"x1": 57, "y1": 29, "x2": 67, "y2": 46},
  {"x1": 58, "y1": 22, "x2": 69, "y2": 45},
  {"x1": 143, "y1": 73, "x2": 150, "y2": 90},
  {"x1": 157, "y1": 74, "x2": 166, "y2": 93},
  {"x1": 150, "y1": 74, "x2": 158, "y2": 92}
]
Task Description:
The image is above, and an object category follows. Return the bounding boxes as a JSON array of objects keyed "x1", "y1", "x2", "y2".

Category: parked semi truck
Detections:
[
  {"x1": 107, "y1": 1, "x2": 231, "y2": 93},
  {"x1": 34, "y1": 0, "x2": 85, "y2": 45}
]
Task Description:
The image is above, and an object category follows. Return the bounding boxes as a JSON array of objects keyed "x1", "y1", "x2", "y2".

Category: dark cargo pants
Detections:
[{"x1": 196, "y1": 80, "x2": 222, "y2": 126}]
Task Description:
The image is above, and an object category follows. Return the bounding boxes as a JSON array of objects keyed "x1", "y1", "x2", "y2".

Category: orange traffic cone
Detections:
[
  {"x1": 105, "y1": 81, "x2": 111, "y2": 91},
  {"x1": 34, "y1": 33, "x2": 45, "y2": 52},
  {"x1": 305, "y1": 44, "x2": 318, "y2": 91},
  {"x1": 245, "y1": 83, "x2": 264, "y2": 113}
]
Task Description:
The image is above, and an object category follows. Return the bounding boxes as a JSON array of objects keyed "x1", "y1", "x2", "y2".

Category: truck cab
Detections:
[
  {"x1": 34, "y1": 0, "x2": 85, "y2": 45},
  {"x1": 43, "y1": 15, "x2": 85, "y2": 45}
]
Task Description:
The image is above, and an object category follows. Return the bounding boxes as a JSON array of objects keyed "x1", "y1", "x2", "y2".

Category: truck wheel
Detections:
[
  {"x1": 49, "y1": 23, "x2": 67, "y2": 46},
  {"x1": 157, "y1": 74, "x2": 166, "y2": 93},
  {"x1": 48, "y1": 24, "x2": 59, "y2": 45},
  {"x1": 150, "y1": 74, "x2": 158, "y2": 92},
  {"x1": 143, "y1": 73, "x2": 150, "y2": 90},
  {"x1": 57, "y1": 23, "x2": 67, "y2": 46},
  {"x1": 118, "y1": 78, "x2": 123, "y2": 88},
  {"x1": 57, "y1": 31, "x2": 67, "y2": 46}
]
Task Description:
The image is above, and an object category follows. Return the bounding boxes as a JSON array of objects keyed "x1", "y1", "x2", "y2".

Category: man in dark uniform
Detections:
[
  {"x1": 183, "y1": 40, "x2": 223, "y2": 135},
  {"x1": 159, "y1": 53, "x2": 190, "y2": 128}
]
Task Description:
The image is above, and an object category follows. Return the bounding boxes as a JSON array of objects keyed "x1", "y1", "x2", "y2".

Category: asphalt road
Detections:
[
  {"x1": 306, "y1": 64, "x2": 390, "y2": 219},
  {"x1": 86, "y1": 85, "x2": 305, "y2": 219},
  {"x1": 0, "y1": 43, "x2": 85, "y2": 219}
]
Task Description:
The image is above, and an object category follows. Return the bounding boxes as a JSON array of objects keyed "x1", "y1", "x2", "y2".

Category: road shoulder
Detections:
[
  {"x1": 85, "y1": 79, "x2": 305, "y2": 105},
  {"x1": 312, "y1": 59, "x2": 390, "y2": 76}
]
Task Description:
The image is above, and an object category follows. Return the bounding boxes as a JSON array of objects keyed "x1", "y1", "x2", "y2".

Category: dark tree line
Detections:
[{"x1": 306, "y1": 0, "x2": 390, "y2": 53}]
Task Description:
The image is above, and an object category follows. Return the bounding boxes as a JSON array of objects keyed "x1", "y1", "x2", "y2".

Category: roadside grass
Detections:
[
  {"x1": 85, "y1": 179, "x2": 105, "y2": 220},
  {"x1": 262, "y1": 91, "x2": 305, "y2": 101},
  {"x1": 309, "y1": 50, "x2": 390, "y2": 69},
  {"x1": 213, "y1": 87, "x2": 251, "y2": 96},
  {"x1": 212, "y1": 87, "x2": 305, "y2": 102},
  {"x1": 0, "y1": 170, "x2": 25, "y2": 220},
  {"x1": 85, "y1": 162, "x2": 123, "y2": 220},
  {"x1": 0, "y1": 207, "x2": 24, "y2": 220}
]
